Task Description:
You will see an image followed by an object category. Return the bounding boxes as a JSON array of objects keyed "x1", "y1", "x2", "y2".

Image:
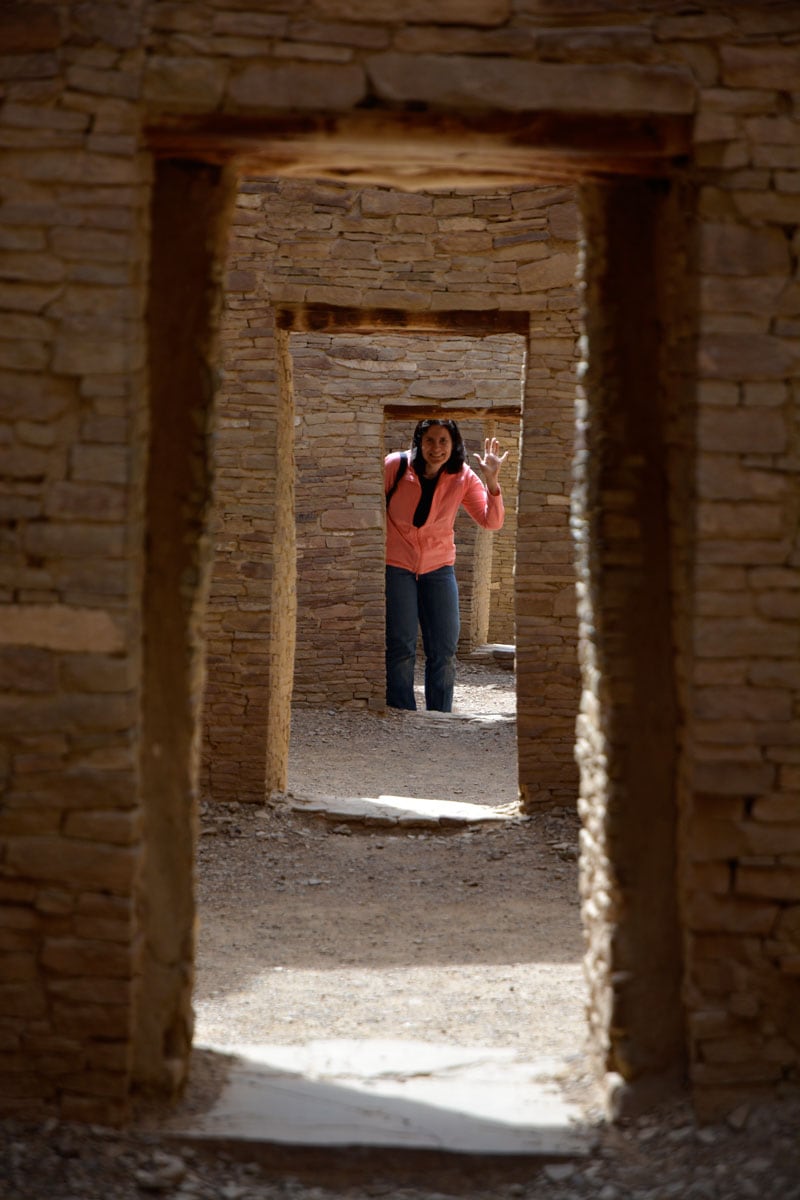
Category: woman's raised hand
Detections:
[{"x1": 474, "y1": 437, "x2": 508, "y2": 494}]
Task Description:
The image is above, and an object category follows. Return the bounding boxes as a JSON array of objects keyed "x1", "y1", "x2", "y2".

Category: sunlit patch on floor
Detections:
[
  {"x1": 284, "y1": 792, "x2": 522, "y2": 827},
  {"x1": 156, "y1": 1040, "x2": 595, "y2": 1157}
]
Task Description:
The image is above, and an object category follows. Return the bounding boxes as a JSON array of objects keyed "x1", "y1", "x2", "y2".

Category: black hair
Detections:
[{"x1": 410, "y1": 418, "x2": 466, "y2": 475}]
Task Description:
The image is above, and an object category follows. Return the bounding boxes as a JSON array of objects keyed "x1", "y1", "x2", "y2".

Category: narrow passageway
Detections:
[{"x1": 189, "y1": 659, "x2": 592, "y2": 1137}]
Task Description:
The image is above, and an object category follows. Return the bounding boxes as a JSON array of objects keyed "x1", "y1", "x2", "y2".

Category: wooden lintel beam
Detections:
[
  {"x1": 275, "y1": 304, "x2": 529, "y2": 337},
  {"x1": 384, "y1": 405, "x2": 521, "y2": 420},
  {"x1": 145, "y1": 109, "x2": 692, "y2": 185}
]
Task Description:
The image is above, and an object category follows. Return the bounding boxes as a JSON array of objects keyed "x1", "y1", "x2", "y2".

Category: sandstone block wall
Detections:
[
  {"x1": 0, "y1": 3, "x2": 153, "y2": 1122},
  {"x1": 487, "y1": 416, "x2": 522, "y2": 646},
  {"x1": 0, "y1": 0, "x2": 798, "y2": 1126}
]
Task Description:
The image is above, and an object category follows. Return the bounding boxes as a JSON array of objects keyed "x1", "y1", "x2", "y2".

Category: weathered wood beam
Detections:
[
  {"x1": 384, "y1": 404, "x2": 522, "y2": 419},
  {"x1": 275, "y1": 303, "x2": 530, "y2": 337},
  {"x1": 145, "y1": 110, "x2": 692, "y2": 188}
]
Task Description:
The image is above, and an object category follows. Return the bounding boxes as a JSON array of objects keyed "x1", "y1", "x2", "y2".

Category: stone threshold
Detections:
[
  {"x1": 467, "y1": 643, "x2": 516, "y2": 671},
  {"x1": 412, "y1": 709, "x2": 515, "y2": 726},
  {"x1": 282, "y1": 792, "x2": 523, "y2": 829},
  {"x1": 154, "y1": 1040, "x2": 595, "y2": 1176}
]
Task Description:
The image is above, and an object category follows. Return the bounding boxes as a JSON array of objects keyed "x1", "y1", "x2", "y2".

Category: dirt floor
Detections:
[
  {"x1": 6, "y1": 659, "x2": 800, "y2": 1200},
  {"x1": 191, "y1": 659, "x2": 593, "y2": 1111}
]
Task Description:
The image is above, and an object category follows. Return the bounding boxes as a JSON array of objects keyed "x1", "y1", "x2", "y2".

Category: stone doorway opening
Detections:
[
  {"x1": 142, "y1": 109, "x2": 690, "y2": 1123},
  {"x1": 287, "y1": 315, "x2": 526, "y2": 711},
  {"x1": 178, "y1": 184, "x2": 587, "y2": 1142},
  {"x1": 189, "y1": 295, "x2": 589, "y2": 1149}
]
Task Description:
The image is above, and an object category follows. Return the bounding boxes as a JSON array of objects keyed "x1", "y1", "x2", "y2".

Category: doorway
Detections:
[
  {"x1": 187, "y1": 194, "x2": 589, "y2": 1139},
  {"x1": 140, "y1": 129, "x2": 690, "y2": 1113},
  {"x1": 289, "y1": 324, "x2": 526, "y2": 707}
]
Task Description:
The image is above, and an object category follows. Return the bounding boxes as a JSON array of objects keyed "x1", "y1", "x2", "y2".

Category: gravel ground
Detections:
[
  {"x1": 3, "y1": 661, "x2": 799, "y2": 1199},
  {"x1": 3, "y1": 1095, "x2": 800, "y2": 1199}
]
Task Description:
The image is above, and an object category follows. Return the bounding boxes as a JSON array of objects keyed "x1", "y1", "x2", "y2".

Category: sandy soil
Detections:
[
  {"x1": 192, "y1": 659, "x2": 592, "y2": 1105},
  {"x1": 7, "y1": 661, "x2": 800, "y2": 1200}
]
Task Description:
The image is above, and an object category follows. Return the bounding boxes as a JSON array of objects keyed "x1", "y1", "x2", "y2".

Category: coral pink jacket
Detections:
[{"x1": 384, "y1": 451, "x2": 505, "y2": 577}]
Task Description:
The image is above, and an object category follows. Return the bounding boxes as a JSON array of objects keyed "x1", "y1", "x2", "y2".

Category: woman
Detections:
[{"x1": 384, "y1": 418, "x2": 508, "y2": 712}]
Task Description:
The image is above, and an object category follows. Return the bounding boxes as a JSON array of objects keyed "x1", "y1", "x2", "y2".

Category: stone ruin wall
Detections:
[
  {"x1": 684, "y1": 195, "x2": 800, "y2": 1111},
  {"x1": 206, "y1": 178, "x2": 580, "y2": 793},
  {"x1": 576, "y1": 71, "x2": 800, "y2": 1112},
  {"x1": 484, "y1": 415, "x2": 521, "y2": 647},
  {"x1": 0, "y1": 7, "x2": 153, "y2": 1124},
  {"x1": 0, "y1": 0, "x2": 798, "y2": 1126}
]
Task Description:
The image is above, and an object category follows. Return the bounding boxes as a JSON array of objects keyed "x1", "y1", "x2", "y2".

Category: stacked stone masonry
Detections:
[{"x1": 0, "y1": 0, "x2": 798, "y2": 1130}]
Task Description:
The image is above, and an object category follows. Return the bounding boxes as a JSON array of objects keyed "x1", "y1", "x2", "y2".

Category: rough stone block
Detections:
[
  {"x1": 2, "y1": 149, "x2": 141, "y2": 186},
  {"x1": 366, "y1": 54, "x2": 694, "y2": 114},
  {"x1": 695, "y1": 687, "x2": 792, "y2": 722},
  {"x1": 688, "y1": 891, "x2": 778, "y2": 935},
  {"x1": 213, "y1": 12, "x2": 287, "y2": 38},
  {"x1": 736, "y1": 866, "x2": 800, "y2": 902},
  {"x1": 6, "y1": 838, "x2": 138, "y2": 895},
  {"x1": 0, "y1": 3, "x2": 60, "y2": 52},
  {"x1": 319, "y1": 509, "x2": 379, "y2": 531},
  {"x1": 143, "y1": 55, "x2": 228, "y2": 111},
  {"x1": 0, "y1": 646, "x2": 57, "y2": 693},
  {"x1": 0, "y1": 249, "x2": 65, "y2": 284},
  {"x1": 701, "y1": 1035, "x2": 771, "y2": 1065},
  {"x1": 52, "y1": 335, "x2": 134, "y2": 376},
  {"x1": 745, "y1": 822, "x2": 800, "y2": 857},
  {"x1": 70, "y1": 445, "x2": 129, "y2": 485},
  {"x1": 229, "y1": 62, "x2": 365, "y2": 110},
  {"x1": 694, "y1": 616, "x2": 799, "y2": 658},
  {"x1": 721, "y1": 44, "x2": 800, "y2": 90},
  {"x1": 736, "y1": 190, "x2": 800, "y2": 224},
  {"x1": 690, "y1": 759, "x2": 776, "y2": 797},
  {"x1": 756, "y1": 592, "x2": 800, "y2": 621},
  {"x1": 698, "y1": 334, "x2": 796, "y2": 382},
  {"x1": 0, "y1": 605, "x2": 125, "y2": 653},
  {"x1": 548, "y1": 201, "x2": 580, "y2": 240},
  {"x1": 696, "y1": 454, "x2": 787, "y2": 501},
  {"x1": 41, "y1": 938, "x2": 133, "y2": 978},
  {"x1": 44, "y1": 481, "x2": 126, "y2": 522},
  {"x1": 701, "y1": 274, "x2": 787, "y2": 315},
  {"x1": 0, "y1": 982, "x2": 47, "y2": 1018},
  {"x1": 52, "y1": 998, "x2": 129, "y2": 1041},
  {"x1": 700, "y1": 408, "x2": 786, "y2": 453},
  {"x1": 315, "y1": 0, "x2": 510, "y2": 21},
  {"x1": 699, "y1": 222, "x2": 790, "y2": 276},
  {"x1": 700, "y1": 499, "x2": 782, "y2": 537},
  {"x1": 63, "y1": 810, "x2": 141, "y2": 846},
  {"x1": 752, "y1": 794, "x2": 800, "y2": 822},
  {"x1": 518, "y1": 254, "x2": 578, "y2": 291}
]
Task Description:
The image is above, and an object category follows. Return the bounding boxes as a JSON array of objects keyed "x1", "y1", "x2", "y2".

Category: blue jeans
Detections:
[{"x1": 385, "y1": 565, "x2": 460, "y2": 712}]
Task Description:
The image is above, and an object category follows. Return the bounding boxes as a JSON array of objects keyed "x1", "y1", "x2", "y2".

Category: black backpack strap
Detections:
[{"x1": 385, "y1": 453, "x2": 408, "y2": 511}]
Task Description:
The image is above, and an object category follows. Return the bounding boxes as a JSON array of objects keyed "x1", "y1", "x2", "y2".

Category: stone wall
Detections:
[
  {"x1": 0, "y1": 0, "x2": 798, "y2": 1127},
  {"x1": 0, "y1": 3, "x2": 154, "y2": 1122},
  {"x1": 487, "y1": 415, "x2": 521, "y2": 646},
  {"x1": 685, "y1": 149, "x2": 800, "y2": 1112}
]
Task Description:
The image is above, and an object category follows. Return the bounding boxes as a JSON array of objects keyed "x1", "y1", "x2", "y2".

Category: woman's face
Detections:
[{"x1": 419, "y1": 425, "x2": 453, "y2": 474}]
